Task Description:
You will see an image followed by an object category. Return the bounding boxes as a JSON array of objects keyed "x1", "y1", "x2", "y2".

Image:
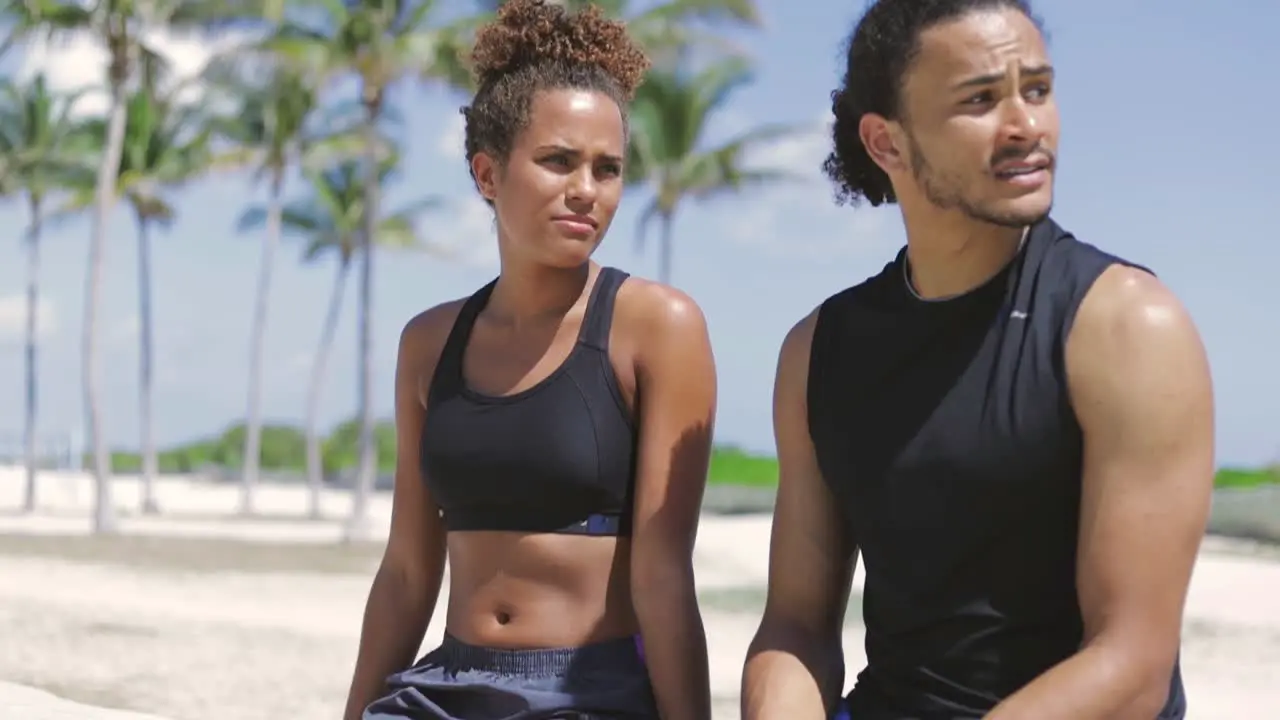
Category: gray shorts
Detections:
[{"x1": 363, "y1": 633, "x2": 658, "y2": 719}]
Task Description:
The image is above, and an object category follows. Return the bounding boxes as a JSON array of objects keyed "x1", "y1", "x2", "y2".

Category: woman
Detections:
[{"x1": 341, "y1": 1, "x2": 717, "y2": 718}]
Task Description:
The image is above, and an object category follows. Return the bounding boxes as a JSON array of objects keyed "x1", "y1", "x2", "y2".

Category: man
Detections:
[{"x1": 741, "y1": 1, "x2": 1214, "y2": 719}]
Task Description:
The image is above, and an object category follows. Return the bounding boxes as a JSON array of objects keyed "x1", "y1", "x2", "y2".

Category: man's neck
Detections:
[{"x1": 902, "y1": 213, "x2": 1028, "y2": 300}]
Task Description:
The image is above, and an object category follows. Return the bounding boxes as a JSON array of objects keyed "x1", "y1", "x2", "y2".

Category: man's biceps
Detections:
[{"x1": 1077, "y1": 488, "x2": 1202, "y2": 609}]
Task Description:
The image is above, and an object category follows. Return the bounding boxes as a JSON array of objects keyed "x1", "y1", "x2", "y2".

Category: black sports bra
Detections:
[{"x1": 419, "y1": 267, "x2": 638, "y2": 536}]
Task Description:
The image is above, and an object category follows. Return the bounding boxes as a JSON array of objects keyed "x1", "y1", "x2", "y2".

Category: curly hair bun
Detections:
[{"x1": 470, "y1": 0, "x2": 649, "y2": 100}]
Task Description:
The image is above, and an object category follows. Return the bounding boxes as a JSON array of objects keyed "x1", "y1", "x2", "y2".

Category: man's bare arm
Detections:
[
  {"x1": 742, "y1": 309, "x2": 857, "y2": 719},
  {"x1": 985, "y1": 266, "x2": 1214, "y2": 719}
]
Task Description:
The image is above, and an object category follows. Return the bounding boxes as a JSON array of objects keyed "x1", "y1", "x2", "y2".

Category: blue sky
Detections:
[{"x1": 0, "y1": 0, "x2": 1275, "y2": 467}]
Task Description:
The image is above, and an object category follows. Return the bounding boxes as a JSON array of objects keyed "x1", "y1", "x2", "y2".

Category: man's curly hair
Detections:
[
  {"x1": 462, "y1": 0, "x2": 650, "y2": 197},
  {"x1": 822, "y1": 0, "x2": 1038, "y2": 206}
]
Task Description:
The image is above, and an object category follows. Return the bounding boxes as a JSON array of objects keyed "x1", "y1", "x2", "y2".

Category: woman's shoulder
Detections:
[
  {"x1": 402, "y1": 296, "x2": 468, "y2": 344},
  {"x1": 397, "y1": 296, "x2": 473, "y2": 378},
  {"x1": 612, "y1": 273, "x2": 710, "y2": 349}
]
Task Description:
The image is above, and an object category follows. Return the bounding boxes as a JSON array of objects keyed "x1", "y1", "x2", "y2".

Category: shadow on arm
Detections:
[{"x1": 626, "y1": 285, "x2": 717, "y2": 720}]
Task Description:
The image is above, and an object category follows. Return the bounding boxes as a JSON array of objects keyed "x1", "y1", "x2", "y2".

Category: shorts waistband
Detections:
[{"x1": 435, "y1": 633, "x2": 644, "y2": 677}]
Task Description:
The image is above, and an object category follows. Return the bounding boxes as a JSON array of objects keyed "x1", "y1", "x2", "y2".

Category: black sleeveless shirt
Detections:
[
  {"x1": 420, "y1": 267, "x2": 638, "y2": 536},
  {"x1": 808, "y1": 218, "x2": 1187, "y2": 718}
]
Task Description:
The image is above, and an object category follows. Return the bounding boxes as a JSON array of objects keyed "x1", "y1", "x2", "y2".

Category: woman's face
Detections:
[{"x1": 472, "y1": 88, "x2": 626, "y2": 268}]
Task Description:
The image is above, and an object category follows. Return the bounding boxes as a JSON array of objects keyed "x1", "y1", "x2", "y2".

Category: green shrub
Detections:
[
  {"x1": 1214, "y1": 467, "x2": 1280, "y2": 489},
  {"x1": 708, "y1": 446, "x2": 778, "y2": 486},
  {"x1": 91, "y1": 428, "x2": 1277, "y2": 493}
]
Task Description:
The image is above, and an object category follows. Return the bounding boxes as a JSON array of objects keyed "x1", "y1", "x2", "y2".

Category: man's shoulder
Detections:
[
  {"x1": 776, "y1": 254, "x2": 904, "y2": 389},
  {"x1": 1037, "y1": 216, "x2": 1154, "y2": 284},
  {"x1": 1030, "y1": 218, "x2": 1164, "y2": 342},
  {"x1": 1072, "y1": 264, "x2": 1194, "y2": 352},
  {"x1": 811, "y1": 252, "x2": 906, "y2": 331}
]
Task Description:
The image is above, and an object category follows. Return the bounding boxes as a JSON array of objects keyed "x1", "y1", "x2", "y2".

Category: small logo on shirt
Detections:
[{"x1": 1010, "y1": 310, "x2": 1028, "y2": 319}]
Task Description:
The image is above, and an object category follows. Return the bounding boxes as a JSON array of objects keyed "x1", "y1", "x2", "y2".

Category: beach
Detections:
[{"x1": 1, "y1": 469, "x2": 1278, "y2": 719}]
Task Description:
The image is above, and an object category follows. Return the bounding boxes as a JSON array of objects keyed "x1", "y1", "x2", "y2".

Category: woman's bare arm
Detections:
[
  {"x1": 627, "y1": 283, "x2": 717, "y2": 720},
  {"x1": 341, "y1": 305, "x2": 457, "y2": 720}
]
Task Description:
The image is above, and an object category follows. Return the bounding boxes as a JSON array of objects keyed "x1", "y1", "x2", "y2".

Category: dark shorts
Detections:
[{"x1": 363, "y1": 633, "x2": 658, "y2": 719}]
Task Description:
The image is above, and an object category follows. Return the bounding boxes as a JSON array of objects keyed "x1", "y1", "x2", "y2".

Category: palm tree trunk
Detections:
[
  {"x1": 659, "y1": 211, "x2": 674, "y2": 284},
  {"x1": 240, "y1": 169, "x2": 285, "y2": 515},
  {"x1": 22, "y1": 197, "x2": 43, "y2": 513},
  {"x1": 347, "y1": 104, "x2": 380, "y2": 541},
  {"x1": 86, "y1": 90, "x2": 128, "y2": 534},
  {"x1": 136, "y1": 213, "x2": 159, "y2": 514},
  {"x1": 305, "y1": 261, "x2": 350, "y2": 520}
]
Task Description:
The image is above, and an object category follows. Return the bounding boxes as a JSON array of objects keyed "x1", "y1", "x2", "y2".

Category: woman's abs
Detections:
[{"x1": 443, "y1": 531, "x2": 638, "y2": 648}]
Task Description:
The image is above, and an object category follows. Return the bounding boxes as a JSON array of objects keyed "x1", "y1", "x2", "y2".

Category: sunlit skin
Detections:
[
  {"x1": 475, "y1": 88, "x2": 626, "y2": 274},
  {"x1": 349, "y1": 86, "x2": 716, "y2": 719},
  {"x1": 860, "y1": 8, "x2": 1059, "y2": 298},
  {"x1": 743, "y1": 9, "x2": 1213, "y2": 720},
  {"x1": 449, "y1": 89, "x2": 638, "y2": 647}
]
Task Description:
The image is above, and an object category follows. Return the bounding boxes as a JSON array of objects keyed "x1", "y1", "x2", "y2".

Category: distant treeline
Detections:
[
  {"x1": 90, "y1": 419, "x2": 396, "y2": 476},
  {"x1": 89, "y1": 421, "x2": 782, "y2": 486},
  {"x1": 87, "y1": 424, "x2": 1277, "y2": 489}
]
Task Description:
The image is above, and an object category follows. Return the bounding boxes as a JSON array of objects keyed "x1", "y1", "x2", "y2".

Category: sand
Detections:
[{"x1": 1, "y1": 469, "x2": 1278, "y2": 719}]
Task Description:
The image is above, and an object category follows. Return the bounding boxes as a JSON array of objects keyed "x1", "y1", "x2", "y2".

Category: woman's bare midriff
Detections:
[{"x1": 442, "y1": 531, "x2": 638, "y2": 649}]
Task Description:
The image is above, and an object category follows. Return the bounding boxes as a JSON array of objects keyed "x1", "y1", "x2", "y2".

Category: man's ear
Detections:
[{"x1": 860, "y1": 112, "x2": 908, "y2": 175}]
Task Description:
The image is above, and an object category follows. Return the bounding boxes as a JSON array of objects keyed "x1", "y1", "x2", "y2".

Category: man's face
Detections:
[{"x1": 893, "y1": 8, "x2": 1059, "y2": 227}]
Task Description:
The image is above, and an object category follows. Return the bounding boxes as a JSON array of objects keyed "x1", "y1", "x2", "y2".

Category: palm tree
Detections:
[
  {"x1": 0, "y1": 74, "x2": 89, "y2": 512},
  {"x1": 236, "y1": 157, "x2": 449, "y2": 519},
  {"x1": 203, "y1": 65, "x2": 323, "y2": 516},
  {"x1": 3, "y1": 0, "x2": 261, "y2": 532},
  {"x1": 64, "y1": 86, "x2": 213, "y2": 513},
  {"x1": 262, "y1": 0, "x2": 477, "y2": 538},
  {"x1": 626, "y1": 55, "x2": 799, "y2": 283}
]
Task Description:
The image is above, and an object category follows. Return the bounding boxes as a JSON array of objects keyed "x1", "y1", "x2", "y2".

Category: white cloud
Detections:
[
  {"x1": 431, "y1": 194, "x2": 499, "y2": 269},
  {"x1": 18, "y1": 27, "x2": 249, "y2": 117},
  {"x1": 287, "y1": 350, "x2": 313, "y2": 372},
  {"x1": 436, "y1": 112, "x2": 467, "y2": 159},
  {"x1": 157, "y1": 363, "x2": 186, "y2": 388},
  {"x1": 725, "y1": 109, "x2": 903, "y2": 261},
  {"x1": 748, "y1": 109, "x2": 834, "y2": 181},
  {"x1": 725, "y1": 197, "x2": 901, "y2": 262},
  {"x1": 0, "y1": 294, "x2": 56, "y2": 344},
  {"x1": 258, "y1": 350, "x2": 316, "y2": 391},
  {"x1": 705, "y1": 106, "x2": 752, "y2": 140},
  {"x1": 108, "y1": 314, "x2": 139, "y2": 345}
]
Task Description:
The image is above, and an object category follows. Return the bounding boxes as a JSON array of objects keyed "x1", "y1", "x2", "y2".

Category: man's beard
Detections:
[{"x1": 907, "y1": 130, "x2": 1052, "y2": 228}]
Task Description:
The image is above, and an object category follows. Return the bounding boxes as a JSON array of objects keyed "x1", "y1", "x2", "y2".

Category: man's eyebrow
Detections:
[{"x1": 952, "y1": 64, "x2": 1054, "y2": 90}]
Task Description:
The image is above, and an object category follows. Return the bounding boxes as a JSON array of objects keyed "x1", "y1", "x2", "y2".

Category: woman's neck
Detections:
[{"x1": 486, "y1": 260, "x2": 594, "y2": 329}]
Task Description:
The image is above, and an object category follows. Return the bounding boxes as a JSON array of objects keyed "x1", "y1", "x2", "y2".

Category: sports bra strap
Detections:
[
  {"x1": 429, "y1": 279, "x2": 496, "y2": 403},
  {"x1": 430, "y1": 268, "x2": 626, "y2": 403},
  {"x1": 580, "y1": 267, "x2": 629, "y2": 350}
]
